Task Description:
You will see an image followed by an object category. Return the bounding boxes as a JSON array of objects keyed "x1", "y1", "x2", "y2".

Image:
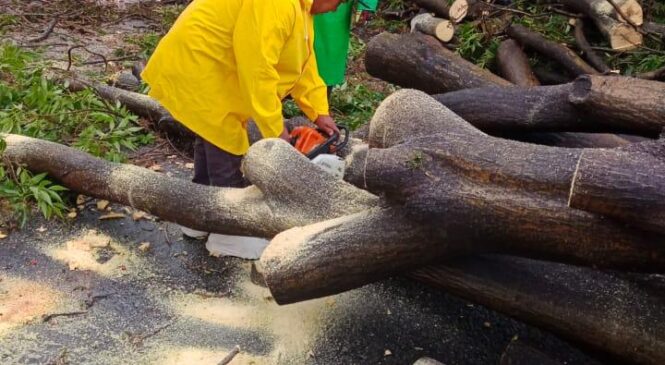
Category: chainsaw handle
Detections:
[{"x1": 306, "y1": 125, "x2": 349, "y2": 159}]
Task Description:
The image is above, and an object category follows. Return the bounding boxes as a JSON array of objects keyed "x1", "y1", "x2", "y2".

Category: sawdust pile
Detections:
[
  {"x1": 0, "y1": 276, "x2": 65, "y2": 336},
  {"x1": 43, "y1": 230, "x2": 143, "y2": 278},
  {"x1": 164, "y1": 263, "x2": 349, "y2": 363}
]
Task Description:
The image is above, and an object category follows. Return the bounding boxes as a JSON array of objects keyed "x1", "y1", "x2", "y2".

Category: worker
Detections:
[
  {"x1": 141, "y1": 0, "x2": 342, "y2": 259},
  {"x1": 314, "y1": 0, "x2": 378, "y2": 96}
]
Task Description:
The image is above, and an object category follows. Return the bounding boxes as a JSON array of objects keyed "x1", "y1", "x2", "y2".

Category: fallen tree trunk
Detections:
[
  {"x1": 1, "y1": 134, "x2": 377, "y2": 238},
  {"x1": 433, "y1": 77, "x2": 665, "y2": 137},
  {"x1": 500, "y1": 132, "x2": 634, "y2": 148},
  {"x1": 506, "y1": 25, "x2": 599, "y2": 76},
  {"x1": 569, "y1": 75, "x2": 665, "y2": 136},
  {"x1": 365, "y1": 32, "x2": 511, "y2": 94},
  {"x1": 261, "y1": 89, "x2": 665, "y2": 304},
  {"x1": 496, "y1": 39, "x2": 540, "y2": 87},
  {"x1": 410, "y1": 255, "x2": 665, "y2": 365},
  {"x1": 569, "y1": 146, "x2": 665, "y2": 235}
]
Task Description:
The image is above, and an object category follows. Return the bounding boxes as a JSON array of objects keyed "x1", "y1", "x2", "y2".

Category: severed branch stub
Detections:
[{"x1": 410, "y1": 13, "x2": 455, "y2": 43}]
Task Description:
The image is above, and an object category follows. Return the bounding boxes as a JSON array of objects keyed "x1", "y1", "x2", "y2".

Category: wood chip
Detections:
[
  {"x1": 138, "y1": 242, "x2": 151, "y2": 252},
  {"x1": 148, "y1": 164, "x2": 162, "y2": 171},
  {"x1": 99, "y1": 213, "x2": 125, "y2": 220},
  {"x1": 76, "y1": 195, "x2": 87, "y2": 205},
  {"x1": 484, "y1": 321, "x2": 491, "y2": 328},
  {"x1": 96, "y1": 200, "x2": 110, "y2": 211},
  {"x1": 36, "y1": 226, "x2": 47, "y2": 233},
  {"x1": 384, "y1": 349, "x2": 393, "y2": 356},
  {"x1": 0, "y1": 231, "x2": 7, "y2": 240},
  {"x1": 132, "y1": 211, "x2": 147, "y2": 221},
  {"x1": 67, "y1": 211, "x2": 77, "y2": 219},
  {"x1": 185, "y1": 162, "x2": 194, "y2": 169}
]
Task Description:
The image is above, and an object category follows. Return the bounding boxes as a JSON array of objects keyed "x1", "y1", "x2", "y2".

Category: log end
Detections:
[
  {"x1": 609, "y1": 24, "x2": 643, "y2": 50},
  {"x1": 436, "y1": 21, "x2": 455, "y2": 42},
  {"x1": 568, "y1": 75, "x2": 592, "y2": 105},
  {"x1": 448, "y1": 0, "x2": 469, "y2": 23}
]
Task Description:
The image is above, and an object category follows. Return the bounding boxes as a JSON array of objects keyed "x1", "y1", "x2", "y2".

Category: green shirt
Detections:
[{"x1": 313, "y1": 0, "x2": 378, "y2": 86}]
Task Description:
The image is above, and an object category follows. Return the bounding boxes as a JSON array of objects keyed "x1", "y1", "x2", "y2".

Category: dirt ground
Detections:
[{"x1": 0, "y1": 1, "x2": 621, "y2": 364}]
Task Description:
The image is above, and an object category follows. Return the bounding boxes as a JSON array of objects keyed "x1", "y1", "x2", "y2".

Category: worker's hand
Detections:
[
  {"x1": 314, "y1": 115, "x2": 339, "y2": 136},
  {"x1": 279, "y1": 126, "x2": 291, "y2": 142}
]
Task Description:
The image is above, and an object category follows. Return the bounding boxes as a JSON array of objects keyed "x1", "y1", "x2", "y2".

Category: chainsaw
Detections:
[{"x1": 289, "y1": 125, "x2": 349, "y2": 180}]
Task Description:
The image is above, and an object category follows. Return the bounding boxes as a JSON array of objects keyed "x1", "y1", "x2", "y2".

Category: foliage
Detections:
[
  {"x1": 455, "y1": 23, "x2": 501, "y2": 69},
  {"x1": 349, "y1": 34, "x2": 367, "y2": 61},
  {"x1": 0, "y1": 164, "x2": 68, "y2": 228},
  {"x1": 0, "y1": 14, "x2": 19, "y2": 35},
  {"x1": 329, "y1": 82, "x2": 388, "y2": 130},
  {"x1": 125, "y1": 32, "x2": 161, "y2": 59},
  {"x1": 0, "y1": 44, "x2": 153, "y2": 226}
]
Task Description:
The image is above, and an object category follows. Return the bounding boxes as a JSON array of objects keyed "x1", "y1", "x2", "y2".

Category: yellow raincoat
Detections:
[{"x1": 141, "y1": 0, "x2": 329, "y2": 155}]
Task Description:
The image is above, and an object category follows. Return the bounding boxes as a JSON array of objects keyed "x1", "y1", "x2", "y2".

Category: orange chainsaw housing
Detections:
[{"x1": 289, "y1": 126, "x2": 330, "y2": 156}]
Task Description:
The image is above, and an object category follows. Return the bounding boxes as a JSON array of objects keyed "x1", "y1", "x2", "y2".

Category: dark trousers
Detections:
[{"x1": 192, "y1": 137, "x2": 246, "y2": 188}]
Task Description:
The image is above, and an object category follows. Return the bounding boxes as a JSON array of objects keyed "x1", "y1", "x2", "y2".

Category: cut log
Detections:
[
  {"x1": 410, "y1": 13, "x2": 455, "y2": 42},
  {"x1": 365, "y1": 32, "x2": 511, "y2": 94},
  {"x1": 410, "y1": 255, "x2": 665, "y2": 365},
  {"x1": 432, "y1": 78, "x2": 665, "y2": 137},
  {"x1": 448, "y1": 0, "x2": 469, "y2": 23},
  {"x1": 506, "y1": 25, "x2": 599, "y2": 76},
  {"x1": 573, "y1": 19, "x2": 611, "y2": 74},
  {"x1": 410, "y1": 0, "x2": 468, "y2": 20},
  {"x1": 569, "y1": 145, "x2": 665, "y2": 235},
  {"x1": 500, "y1": 340, "x2": 562, "y2": 365},
  {"x1": 496, "y1": 39, "x2": 540, "y2": 87},
  {"x1": 569, "y1": 75, "x2": 665, "y2": 136},
  {"x1": 553, "y1": 0, "x2": 643, "y2": 49}
]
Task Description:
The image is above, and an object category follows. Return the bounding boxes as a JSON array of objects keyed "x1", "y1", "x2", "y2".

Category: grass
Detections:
[{"x1": 0, "y1": 44, "x2": 154, "y2": 227}]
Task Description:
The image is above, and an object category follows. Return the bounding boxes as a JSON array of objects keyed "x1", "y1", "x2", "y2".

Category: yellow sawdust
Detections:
[
  {"x1": 0, "y1": 276, "x2": 64, "y2": 336},
  {"x1": 156, "y1": 346, "x2": 269, "y2": 365},
  {"x1": 44, "y1": 230, "x2": 141, "y2": 277}
]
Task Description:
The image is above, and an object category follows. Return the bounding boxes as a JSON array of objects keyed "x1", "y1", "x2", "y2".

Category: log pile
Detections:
[{"x1": 3, "y1": 1, "x2": 665, "y2": 364}]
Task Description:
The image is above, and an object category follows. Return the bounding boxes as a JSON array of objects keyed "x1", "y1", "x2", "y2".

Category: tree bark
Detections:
[
  {"x1": 410, "y1": 255, "x2": 665, "y2": 365},
  {"x1": 1, "y1": 134, "x2": 377, "y2": 238},
  {"x1": 410, "y1": 13, "x2": 455, "y2": 42},
  {"x1": 573, "y1": 19, "x2": 612, "y2": 73},
  {"x1": 500, "y1": 132, "x2": 634, "y2": 148},
  {"x1": 507, "y1": 25, "x2": 599, "y2": 76},
  {"x1": 569, "y1": 75, "x2": 665, "y2": 136},
  {"x1": 496, "y1": 39, "x2": 540, "y2": 87},
  {"x1": 569, "y1": 145, "x2": 665, "y2": 235},
  {"x1": 643, "y1": 21, "x2": 665, "y2": 37},
  {"x1": 365, "y1": 32, "x2": 511, "y2": 94}
]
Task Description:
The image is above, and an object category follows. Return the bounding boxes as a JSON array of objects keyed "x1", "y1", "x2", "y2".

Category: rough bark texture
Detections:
[
  {"x1": 501, "y1": 132, "x2": 633, "y2": 148},
  {"x1": 569, "y1": 75, "x2": 665, "y2": 136},
  {"x1": 507, "y1": 25, "x2": 599, "y2": 76},
  {"x1": 1, "y1": 134, "x2": 377, "y2": 238},
  {"x1": 643, "y1": 21, "x2": 665, "y2": 37},
  {"x1": 410, "y1": 255, "x2": 665, "y2": 365},
  {"x1": 573, "y1": 19, "x2": 612, "y2": 73},
  {"x1": 432, "y1": 84, "x2": 636, "y2": 135},
  {"x1": 497, "y1": 39, "x2": 540, "y2": 87},
  {"x1": 569, "y1": 145, "x2": 665, "y2": 235},
  {"x1": 365, "y1": 32, "x2": 511, "y2": 94}
]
